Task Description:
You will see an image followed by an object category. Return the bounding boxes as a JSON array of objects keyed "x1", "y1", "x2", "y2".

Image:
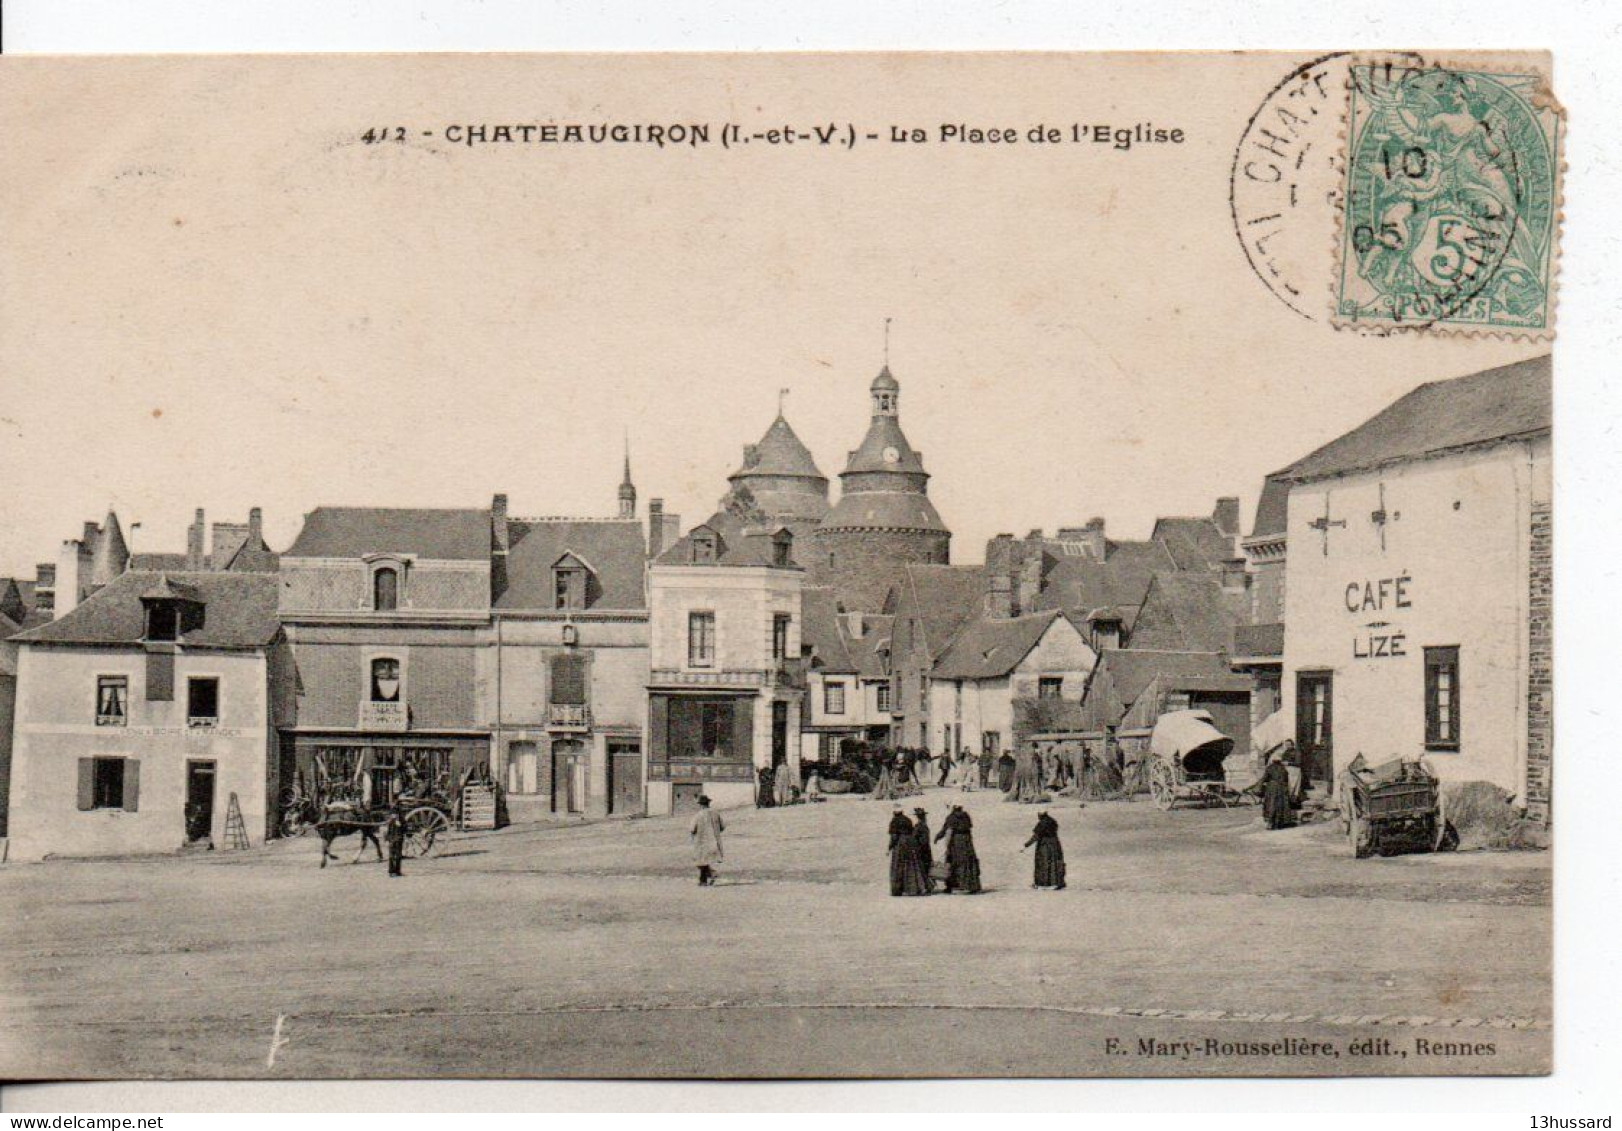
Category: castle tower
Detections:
[
  {"x1": 811, "y1": 367, "x2": 951, "y2": 609},
  {"x1": 722, "y1": 411, "x2": 830, "y2": 524}
]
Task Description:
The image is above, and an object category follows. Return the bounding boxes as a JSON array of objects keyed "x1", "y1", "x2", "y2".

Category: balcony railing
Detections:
[
  {"x1": 1231, "y1": 622, "x2": 1285, "y2": 660},
  {"x1": 187, "y1": 715, "x2": 219, "y2": 730},
  {"x1": 547, "y1": 703, "x2": 591, "y2": 730},
  {"x1": 96, "y1": 713, "x2": 127, "y2": 727}
]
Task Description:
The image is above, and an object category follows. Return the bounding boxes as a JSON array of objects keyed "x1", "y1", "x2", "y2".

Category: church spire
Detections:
[{"x1": 618, "y1": 432, "x2": 636, "y2": 518}]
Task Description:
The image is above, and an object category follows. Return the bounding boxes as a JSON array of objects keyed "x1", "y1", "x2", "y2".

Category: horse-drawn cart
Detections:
[
  {"x1": 1338, "y1": 754, "x2": 1450, "y2": 858},
  {"x1": 1145, "y1": 709, "x2": 1250, "y2": 810}
]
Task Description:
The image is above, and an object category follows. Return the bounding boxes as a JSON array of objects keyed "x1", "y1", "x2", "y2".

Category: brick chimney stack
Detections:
[
  {"x1": 648, "y1": 499, "x2": 681, "y2": 559},
  {"x1": 187, "y1": 508, "x2": 206, "y2": 570},
  {"x1": 984, "y1": 533, "x2": 1017, "y2": 618},
  {"x1": 491, "y1": 493, "x2": 510, "y2": 555},
  {"x1": 1213, "y1": 496, "x2": 1241, "y2": 537},
  {"x1": 248, "y1": 506, "x2": 263, "y2": 545}
]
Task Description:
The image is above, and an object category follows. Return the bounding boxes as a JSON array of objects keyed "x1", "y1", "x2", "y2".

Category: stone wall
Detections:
[{"x1": 809, "y1": 528, "x2": 951, "y2": 611}]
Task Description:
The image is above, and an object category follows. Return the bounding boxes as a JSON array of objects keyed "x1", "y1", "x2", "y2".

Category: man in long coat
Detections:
[
  {"x1": 887, "y1": 806, "x2": 928, "y2": 896},
  {"x1": 934, "y1": 803, "x2": 982, "y2": 894},
  {"x1": 690, "y1": 795, "x2": 725, "y2": 885},
  {"x1": 1023, "y1": 810, "x2": 1066, "y2": 889}
]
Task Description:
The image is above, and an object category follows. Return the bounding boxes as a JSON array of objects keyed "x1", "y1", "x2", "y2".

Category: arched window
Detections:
[{"x1": 373, "y1": 567, "x2": 398, "y2": 611}]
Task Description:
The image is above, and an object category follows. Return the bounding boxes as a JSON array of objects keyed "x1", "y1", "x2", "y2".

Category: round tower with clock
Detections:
[{"x1": 811, "y1": 366, "x2": 952, "y2": 609}]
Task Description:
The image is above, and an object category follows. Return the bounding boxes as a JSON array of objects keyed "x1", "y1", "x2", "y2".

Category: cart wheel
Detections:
[
  {"x1": 1350, "y1": 816, "x2": 1374, "y2": 858},
  {"x1": 403, "y1": 807, "x2": 449, "y2": 858},
  {"x1": 1149, "y1": 758, "x2": 1175, "y2": 811}
]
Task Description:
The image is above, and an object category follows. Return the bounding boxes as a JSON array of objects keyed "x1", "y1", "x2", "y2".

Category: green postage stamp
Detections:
[{"x1": 1334, "y1": 58, "x2": 1563, "y2": 336}]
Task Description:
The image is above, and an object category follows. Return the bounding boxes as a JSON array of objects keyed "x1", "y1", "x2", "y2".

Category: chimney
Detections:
[
  {"x1": 1221, "y1": 556, "x2": 1249, "y2": 593},
  {"x1": 82, "y1": 521, "x2": 99, "y2": 544},
  {"x1": 248, "y1": 506, "x2": 263, "y2": 545},
  {"x1": 1082, "y1": 516, "x2": 1107, "y2": 561},
  {"x1": 187, "y1": 508, "x2": 206, "y2": 570},
  {"x1": 843, "y1": 611, "x2": 866, "y2": 640},
  {"x1": 1213, "y1": 496, "x2": 1241, "y2": 537},
  {"x1": 984, "y1": 534, "x2": 1016, "y2": 618},
  {"x1": 491, "y1": 493, "x2": 509, "y2": 555},
  {"x1": 1018, "y1": 532, "x2": 1045, "y2": 616},
  {"x1": 34, "y1": 563, "x2": 56, "y2": 614},
  {"x1": 648, "y1": 499, "x2": 681, "y2": 559}
]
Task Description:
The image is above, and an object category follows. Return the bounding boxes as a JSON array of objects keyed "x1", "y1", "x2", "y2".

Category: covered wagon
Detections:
[{"x1": 1145, "y1": 709, "x2": 1249, "y2": 810}]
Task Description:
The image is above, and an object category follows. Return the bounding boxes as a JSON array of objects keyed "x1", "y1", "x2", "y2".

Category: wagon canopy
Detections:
[
  {"x1": 1149, "y1": 709, "x2": 1233, "y2": 778},
  {"x1": 1250, "y1": 707, "x2": 1293, "y2": 757}
]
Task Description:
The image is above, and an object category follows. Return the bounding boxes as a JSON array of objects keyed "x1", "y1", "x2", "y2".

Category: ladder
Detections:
[{"x1": 223, "y1": 792, "x2": 251, "y2": 850}]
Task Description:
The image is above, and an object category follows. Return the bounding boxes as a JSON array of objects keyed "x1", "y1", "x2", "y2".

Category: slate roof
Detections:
[
  {"x1": 1028, "y1": 554, "x2": 1164, "y2": 619},
  {"x1": 801, "y1": 586, "x2": 856, "y2": 673},
  {"x1": 15, "y1": 571, "x2": 281, "y2": 649},
  {"x1": 1248, "y1": 475, "x2": 1292, "y2": 540},
  {"x1": 129, "y1": 552, "x2": 190, "y2": 572},
  {"x1": 1150, "y1": 516, "x2": 1233, "y2": 571},
  {"x1": 932, "y1": 610, "x2": 1065, "y2": 680},
  {"x1": 819, "y1": 489, "x2": 949, "y2": 533},
  {"x1": 285, "y1": 507, "x2": 492, "y2": 561},
  {"x1": 1129, "y1": 573, "x2": 1248, "y2": 653},
  {"x1": 847, "y1": 613, "x2": 894, "y2": 679},
  {"x1": 1086, "y1": 648, "x2": 1251, "y2": 726},
  {"x1": 498, "y1": 517, "x2": 647, "y2": 611},
  {"x1": 841, "y1": 414, "x2": 927, "y2": 477},
  {"x1": 892, "y1": 564, "x2": 985, "y2": 662},
  {"x1": 731, "y1": 416, "x2": 828, "y2": 483},
  {"x1": 1280, "y1": 355, "x2": 1551, "y2": 483},
  {"x1": 655, "y1": 509, "x2": 804, "y2": 570}
]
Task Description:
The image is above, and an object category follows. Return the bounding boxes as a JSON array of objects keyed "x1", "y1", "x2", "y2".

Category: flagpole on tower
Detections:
[{"x1": 883, "y1": 317, "x2": 892, "y2": 368}]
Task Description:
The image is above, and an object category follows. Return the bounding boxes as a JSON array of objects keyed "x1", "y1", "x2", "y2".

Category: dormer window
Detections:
[
  {"x1": 145, "y1": 601, "x2": 180, "y2": 642},
  {"x1": 691, "y1": 529, "x2": 718, "y2": 564},
  {"x1": 373, "y1": 566, "x2": 399, "y2": 611},
  {"x1": 552, "y1": 552, "x2": 593, "y2": 611}
]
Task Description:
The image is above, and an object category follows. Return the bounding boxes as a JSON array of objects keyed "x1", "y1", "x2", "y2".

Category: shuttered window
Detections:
[
  {"x1": 688, "y1": 611, "x2": 716, "y2": 668},
  {"x1": 550, "y1": 653, "x2": 588, "y2": 705},
  {"x1": 78, "y1": 757, "x2": 137, "y2": 811},
  {"x1": 1424, "y1": 646, "x2": 1461, "y2": 751}
]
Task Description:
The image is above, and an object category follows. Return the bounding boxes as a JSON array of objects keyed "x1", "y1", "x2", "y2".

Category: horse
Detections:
[{"x1": 314, "y1": 803, "x2": 385, "y2": 868}]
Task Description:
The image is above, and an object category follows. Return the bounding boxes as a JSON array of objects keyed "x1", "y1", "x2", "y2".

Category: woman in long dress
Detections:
[
  {"x1": 690, "y1": 795, "x2": 725, "y2": 886},
  {"x1": 1261, "y1": 750, "x2": 1295, "y2": 829},
  {"x1": 887, "y1": 807, "x2": 929, "y2": 896},
  {"x1": 934, "y1": 803, "x2": 982, "y2": 894},
  {"x1": 911, "y1": 807, "x2": 936, "y2": 893},
  {"x1": 1023, "y1": 810, "x2": 1066, "y2": 890}
]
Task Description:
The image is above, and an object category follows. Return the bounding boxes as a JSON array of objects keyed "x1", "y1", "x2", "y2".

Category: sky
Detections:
[{"x1": 0, "y1": 53, "x2": 1544, "y2": 578}]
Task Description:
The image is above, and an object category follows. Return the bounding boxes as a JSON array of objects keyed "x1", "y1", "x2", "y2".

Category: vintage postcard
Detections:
[{"x1": 0, "y1": 51, "x2": 1558, "y2": 1080}]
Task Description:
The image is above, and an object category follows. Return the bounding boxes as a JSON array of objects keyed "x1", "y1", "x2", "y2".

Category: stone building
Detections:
[
  {"x1": 799, "y1": 588, "x2": 894, "y2": 761},
  {"x1": 1230, "y1": 474, "x2": 1290, "y2": 743},
  {"x1": 6, "y1": 571, "x2": 291, "y2": 859},
  {"x1": 277, "y1": 505, "x2": 495, "y2": 809},
  {"x1": 883, "y1": 563, "x2": 986, "y2": 749},
  {"x1": 647, "y1": 516, "x2": 805, "y2": 813},
  {"x1": 811, "y1": 367, "x2": 952, "y2": 610},
  {"x1": 1278, "y1": 355, "x2": 1552, "y2": 818},
  {"x1": 487, "y1": 495, "x2": 650, "y2": 818}
]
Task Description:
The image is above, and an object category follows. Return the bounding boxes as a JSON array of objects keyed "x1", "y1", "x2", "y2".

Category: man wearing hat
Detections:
[{"x1": 690, "y1": 794, "x2": 725, "y2": 886}]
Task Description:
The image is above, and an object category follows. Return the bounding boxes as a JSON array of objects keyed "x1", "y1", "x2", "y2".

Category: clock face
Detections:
[{"x1": 882, "y1": 446, "x2": 901, "y2": 464}]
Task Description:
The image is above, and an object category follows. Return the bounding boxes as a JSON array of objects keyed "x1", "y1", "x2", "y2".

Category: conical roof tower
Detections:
[
  {"x1": 89, "y1": 509, "x2": 130, "y2": 588},
  {"x1": 724, "y1": 412, "x2": 830, "y2": 523}
]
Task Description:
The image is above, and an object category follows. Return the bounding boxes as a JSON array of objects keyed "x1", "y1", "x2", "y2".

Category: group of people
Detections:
[{"x1": 885, "y1": 803, "x2": 1066, "y2": 896}]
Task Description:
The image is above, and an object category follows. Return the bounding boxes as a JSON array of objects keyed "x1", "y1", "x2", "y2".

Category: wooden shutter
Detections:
[
  {"x1": 550, "y1": 653, "x2": 587, "y2": 705},
  {"x1": 648, "y1": 696, "x2": 669, "y2": 759},
  {"x1": 731, "y1": 697, "x2": 754, "y2": 763},
  {"x1": 123, "y1": 759, "x2": 140, "y2": 812},
  {"x1": 146, "y1": 649, "x2": 175, "y2": 701},
  {"x1": 77, "y1": 758, "x2": 95, "y2": 810}
]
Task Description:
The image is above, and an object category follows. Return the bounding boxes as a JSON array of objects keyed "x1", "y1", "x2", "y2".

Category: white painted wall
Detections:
[
  {"x1": 8, "y1": 645, "x2": 270, "y2": 860},
  {"x1": 1282, "y1": 438, "x2": 1548, "y2": 796}
]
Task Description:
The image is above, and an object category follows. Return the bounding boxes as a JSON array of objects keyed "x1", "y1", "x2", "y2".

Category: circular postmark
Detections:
[
  {"x1": 1230, "y1": 53, "x2": 1353, "y2": 321},
  {"x1": 1335, "y1": 58, "x2": 1558, "y2": 333}
]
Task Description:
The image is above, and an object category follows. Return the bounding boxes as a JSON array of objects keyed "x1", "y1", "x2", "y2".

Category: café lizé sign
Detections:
[{"x1": 1346, "y1": 574, "x2": 1412, "y2": 660}]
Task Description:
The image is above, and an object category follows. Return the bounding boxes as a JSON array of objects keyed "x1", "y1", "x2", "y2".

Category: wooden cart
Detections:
[{"x1": 1338, "y1": 754, "x2": 1448, "y2": 858}]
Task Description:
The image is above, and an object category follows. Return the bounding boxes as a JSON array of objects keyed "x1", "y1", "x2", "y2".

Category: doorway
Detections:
[
  {"x1": 1295, "y1": 672, "x2": 1334, "y2": 789},
  {"x1": 608, "y1": 740, "x2": 642, "y2": 815},
  {"x1": 771, "y1": 702, "x2": 788, "y2": 769},
  {"x1": 184, "y1": 760, "x2": 216, "y2": 843},
  {"x1": 551, "y1": 739, "x2": 587, "y2": 814},
  {"x1": 508, "y1": 740, "x2": 539, "y2": 795}
]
